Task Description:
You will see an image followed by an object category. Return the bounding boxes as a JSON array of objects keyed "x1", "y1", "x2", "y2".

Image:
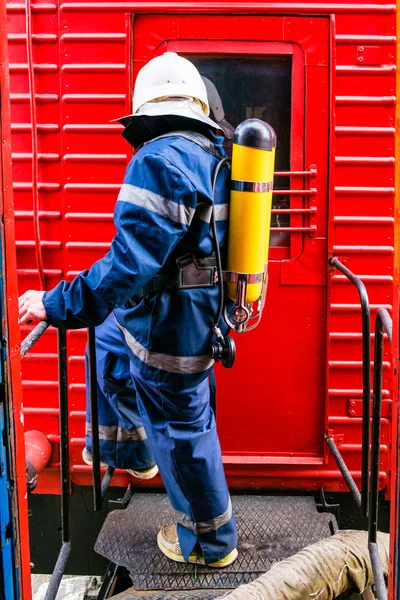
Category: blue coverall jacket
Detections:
[{"x1": 42, "y1": 129, "x2": 238, "y2": 564}]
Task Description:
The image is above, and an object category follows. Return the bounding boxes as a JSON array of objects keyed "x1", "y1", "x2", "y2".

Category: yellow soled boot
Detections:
[
  {"x1": 157, "y1": 524, "x2": 238, "y2": 567},
  {"x1": 82, "y1": 447, "x2": 158, "y2": 480}
]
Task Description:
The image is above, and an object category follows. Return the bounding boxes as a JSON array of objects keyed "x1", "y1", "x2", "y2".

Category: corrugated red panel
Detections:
[{"x1": 5, "y1": 1, "x2": 398, "y2": 502}]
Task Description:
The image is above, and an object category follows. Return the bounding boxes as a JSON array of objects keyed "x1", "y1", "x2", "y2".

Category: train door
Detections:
[{"x1": 131, "y1": 16, "x2": 330, "y2": 476}]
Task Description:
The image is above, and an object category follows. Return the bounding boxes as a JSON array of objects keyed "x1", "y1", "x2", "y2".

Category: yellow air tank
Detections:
[{"x1": 227, "y1": 119, "x2": 276, "y2": 319}]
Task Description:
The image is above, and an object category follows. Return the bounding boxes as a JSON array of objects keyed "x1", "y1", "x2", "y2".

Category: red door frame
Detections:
[{"x1": 0, "y1": 2, "x2": 31, "y2": 598}]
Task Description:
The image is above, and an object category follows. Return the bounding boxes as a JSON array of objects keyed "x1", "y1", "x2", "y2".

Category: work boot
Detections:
[
  {"x1": 82, "y1": 447, "x2": 159, "y2": 480},
  {"x1": 157, "y1": 524, "x2": 238, "y2": 567}
]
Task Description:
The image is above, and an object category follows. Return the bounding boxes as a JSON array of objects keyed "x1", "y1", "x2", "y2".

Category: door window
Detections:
[{"x1": 191, "y1": 56, "x2": 292, "y2": 246}]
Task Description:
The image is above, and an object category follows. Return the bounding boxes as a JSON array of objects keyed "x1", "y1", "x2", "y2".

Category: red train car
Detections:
[{"x1": 3, "y1": 0, "x2": 400, "y2": 598}]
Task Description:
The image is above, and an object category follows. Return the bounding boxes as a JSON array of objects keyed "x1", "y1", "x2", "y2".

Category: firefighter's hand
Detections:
[{"x1": 18, "y1": 291, "x2": 47, "y2": 324}]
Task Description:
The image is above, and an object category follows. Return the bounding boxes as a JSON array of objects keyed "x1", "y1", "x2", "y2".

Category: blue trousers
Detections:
[
  {"x1": 85, "y1": 314, "x2": 156, "y2": 471},
  {"x1": 85, "y1": 314, "x2": 237, "y2": 563}
]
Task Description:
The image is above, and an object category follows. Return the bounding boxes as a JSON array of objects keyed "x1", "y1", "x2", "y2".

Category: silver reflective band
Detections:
[
  {"x1": 118, "y1": 183, "x2": 195, "y2": 226},
  {"x1": 231, "y1": 180, "x2": 273, "y2": 193},
  {"x1": 224, "y1": 271, "x2": 265, "y2": 283},
  {"x1": 174, "y1": 497, "x2": 233, "y2": 534},
  {"x1": 116, "y1": 321, "x2": 214, "y2": 374},
  {"x1": 196, "y1": 203, "x2": 229, "y2": 223},
  {"x1": 86, "y1": 422, "x2": 147, "y2": 442}
]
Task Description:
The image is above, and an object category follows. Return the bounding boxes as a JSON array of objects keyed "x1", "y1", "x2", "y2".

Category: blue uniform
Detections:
[
  {"x1": 84, "y1": 313, "x2": 156, "y2": 472},
  {"x1": 43, "y1": 131, "x2": 237, "y2": 563}
]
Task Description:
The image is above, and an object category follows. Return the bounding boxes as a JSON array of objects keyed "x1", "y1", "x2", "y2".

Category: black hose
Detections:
[{"x1": 211, "y1": 157, "x2": 230, "y2": 334}]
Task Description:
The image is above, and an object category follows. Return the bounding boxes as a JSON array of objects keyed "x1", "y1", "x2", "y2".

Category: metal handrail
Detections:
[
  {"x1": 329, "y1": 257, "x2": 371, "y2": 517},
  {"x1": 325, "y1": 437, "x2": 361, "y2": 508},
  {"x1": 368, "y1": 308, "x2": 392, "y2": 600},
  {"x1": 87, "y1": 327, "x2": 102, "y2": 510},
  {"x1": 327, "y1": 258, "x2": 391, "y2": 600},
  {"x1": 87, "y1": 327, "x2": 115, "y2": 511},
  {"x1": 20, "y1": 322, "x2": 115, "y2": 597},
  {"x1": 21, "y1": 324, "x2": 71, "y2": 600},
  {"x1": 20, "y1": 320, "x2": 49, "y2": 358},
  {"x1": 43, "y1": 328, "x2": 72, "y2": 600}
]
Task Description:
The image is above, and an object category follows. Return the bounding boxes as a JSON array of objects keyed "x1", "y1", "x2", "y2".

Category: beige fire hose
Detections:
[{"x1": 221, "y1": 530, "x2": 389, "y2": 599}]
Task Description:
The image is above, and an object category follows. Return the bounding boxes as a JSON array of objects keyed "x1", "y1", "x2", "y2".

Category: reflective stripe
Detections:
[
  {"x1": 116, "y1": 321, "x2": 214, "y2": 375},
  {"x1": 118, "y1": 183, "x2": 195, "y2": 226},
  {"x1": 196, "y1": 203, "x2": 229, "y2": 223},
  {"x1": 117, "y1": 426, "x2": 147, "y2": 442},
  {"x1": 86, "y1": 422, "x2": 147, "y2": 442},
  {"x1": 231, "y1": 180, "x2": 273, "y2": 192},
  {"x1": 174, "y1": 497, "x2": 233, "y2": 535}
]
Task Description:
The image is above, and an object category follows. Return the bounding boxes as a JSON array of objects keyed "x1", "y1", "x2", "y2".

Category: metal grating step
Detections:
[
  {"x1": 109, "y1": 590, "x2": 227, "y2": 599},
  {"x1": 96, "y1": 493, "x2": 337, "y2": 591}
]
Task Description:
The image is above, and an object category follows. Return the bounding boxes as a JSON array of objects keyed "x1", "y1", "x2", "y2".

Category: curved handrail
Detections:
[
  {"x1": 327, "y1": 259, "x2": 391, "y2": 600},
  {"x1": 368, "y1": 308, "x2": 392, "y2": 600},
  {"x1": 21, "y1": 323, "x2": 71, "y2": 600},
  {"x1": 329, "y1": 257, "x2": 371, "y2": 517},
  {"x1": 20, "y1": 320, "x2": 49, "y2": 358}
]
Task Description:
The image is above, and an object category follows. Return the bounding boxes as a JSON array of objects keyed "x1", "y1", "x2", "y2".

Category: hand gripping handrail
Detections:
[{"x1": 328, "y1": 257, "x2": 371, "y2": 517}]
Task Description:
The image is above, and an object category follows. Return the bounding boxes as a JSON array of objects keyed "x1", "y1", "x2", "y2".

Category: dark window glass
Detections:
[{"x1": 190, "y1": 56, "x2": 292, "y2": 245}]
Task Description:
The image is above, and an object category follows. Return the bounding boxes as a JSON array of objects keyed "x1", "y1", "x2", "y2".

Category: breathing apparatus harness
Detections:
[
  {"x1": 127, "y1": 120, "x2": 276, "y2": 370},
  {"x1": 125, "y1": 129, "x2": 234, "y2": 367}
]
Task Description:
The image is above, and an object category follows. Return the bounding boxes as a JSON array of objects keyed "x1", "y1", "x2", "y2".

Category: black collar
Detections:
[{"x1": 121, "y1": 115, "x2": 216, "y2": 149}]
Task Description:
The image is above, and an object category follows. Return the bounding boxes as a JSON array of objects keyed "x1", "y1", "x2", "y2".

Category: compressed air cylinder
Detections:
[{"x1": 227, "y1": 119, "x2": 276, "y2": 303}]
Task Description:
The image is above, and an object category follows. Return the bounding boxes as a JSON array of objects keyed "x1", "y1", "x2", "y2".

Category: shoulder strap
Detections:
[{"x1": 143, "y1": 130, "x2": 224, "y2": 160}]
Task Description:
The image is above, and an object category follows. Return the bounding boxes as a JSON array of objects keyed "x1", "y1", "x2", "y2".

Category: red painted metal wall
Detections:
[
  {"x1": 5, "y1": 0, "x2": 399, "y2": 502},
  {"x1": 1, "y1": 4, "x2": 32, "y2": 596}
]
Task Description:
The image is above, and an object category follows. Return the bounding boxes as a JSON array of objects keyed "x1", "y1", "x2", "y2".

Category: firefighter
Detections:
[
  {"x1": 81, "y1": 73, "x2": 235, "y2": 479},
  {"x1": 18, "y1": 52, "x2": 238, "y2": 567}
]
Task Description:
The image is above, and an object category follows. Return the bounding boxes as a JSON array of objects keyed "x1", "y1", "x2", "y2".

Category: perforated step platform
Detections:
[
  {"x1": 96, "y1": 493, "x2": 337, "y2": 592},
  {"x1": 110, "y1": 590, "x2": 227, "y2": 599}
]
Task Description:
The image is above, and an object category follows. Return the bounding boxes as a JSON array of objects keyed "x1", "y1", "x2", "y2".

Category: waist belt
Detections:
[{"x1": 126, "y1": 254, "x2": 217, "y2": 307}]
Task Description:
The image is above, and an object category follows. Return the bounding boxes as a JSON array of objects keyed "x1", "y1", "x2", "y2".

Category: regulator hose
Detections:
[{"x1": 211, "y1": 157, "x2": 230, "y2": 335}]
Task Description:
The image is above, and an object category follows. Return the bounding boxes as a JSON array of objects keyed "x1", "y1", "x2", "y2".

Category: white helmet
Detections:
[
  {"x1": 133, "y1": 52, "x2": 210, "y2": 115},
  {"x1": 201, "y1": 77, "x2": 225, "y2": 121},
  {"x1": 202, "y1": 76, "x2": 235, "y2": 140}
]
